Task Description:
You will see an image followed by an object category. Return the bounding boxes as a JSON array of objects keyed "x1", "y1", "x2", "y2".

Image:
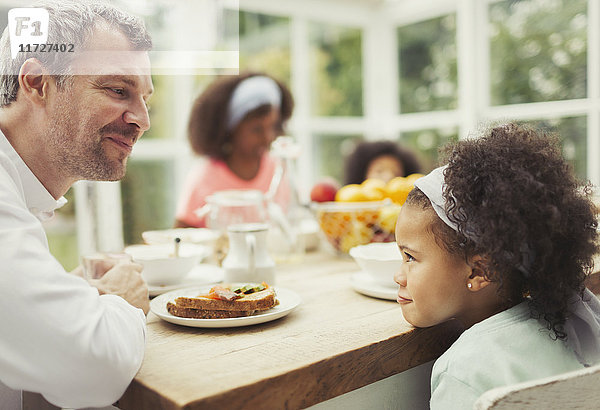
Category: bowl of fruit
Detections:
[{"x1": 309, "y1": 174, "x2": 423, "y2": 254}]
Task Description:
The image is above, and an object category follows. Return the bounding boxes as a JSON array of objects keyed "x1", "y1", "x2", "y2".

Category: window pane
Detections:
[
  {"x1": 490, "y1": 0, "x2": 587, "y2": 105},
  {"x1": 142, "y1": 75, "x2": 176, "y2": 140},
  {"x1": 400, "y1": 128, "x2": 459, "y2": 171},
  {"x1": 313, "y1": 134, "x2": 362, "y2": 183},
  {"x1": 44, "y1": 188, "x2": 78, "y2": 271},
  {"x1": 519, "y1": 116, "x2": 587, "y2": 180},
  {"x1": 121, "y1": 160, "x2": 176, "y2": 245},
  {"x1": 237, "y1": 11, "x2": 291, "y2": 84},
  {"x1": 397, "y1": 15, "x2": 457, "y2": 113},
  {"x1": 310, "y1": 24, "x2": 363, "y2": 116}
]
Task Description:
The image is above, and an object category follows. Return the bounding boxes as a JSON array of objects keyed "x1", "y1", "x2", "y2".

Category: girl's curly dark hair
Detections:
[
  {"x1": 187, "y1": 72, "x2": 294, "y2": 160},
  {"x1": 344, "y1": 140, "x2": 422, "y2": 185},
  {"x1": 406, "y1": 123, "x2": 598, "y2": 339}
]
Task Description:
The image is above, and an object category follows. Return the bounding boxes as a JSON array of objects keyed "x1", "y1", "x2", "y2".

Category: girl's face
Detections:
[
  {"x1": 394, "y1": 203, "x2": 473, "y2": 328},
  {"x1": 231, "y1": 106, "x2": 280, "y2": 161},
  {"x1": 366, "y1": 155, "x2": 404, "y2": 183}
]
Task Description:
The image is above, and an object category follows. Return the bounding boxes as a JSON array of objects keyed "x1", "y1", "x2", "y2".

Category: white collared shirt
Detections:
[{"x1": 0, "y1": 132, "x2": 146, "y2": 409}]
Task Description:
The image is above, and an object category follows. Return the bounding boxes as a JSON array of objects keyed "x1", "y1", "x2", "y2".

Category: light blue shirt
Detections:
[{"x1": 430, "y1": 302, "x2": 583, "y2": 410}]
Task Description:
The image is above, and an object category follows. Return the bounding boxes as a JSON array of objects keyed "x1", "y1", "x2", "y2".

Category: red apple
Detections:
[{"x1": 310, "y1": 179, "x2": 339, "y2": 202}]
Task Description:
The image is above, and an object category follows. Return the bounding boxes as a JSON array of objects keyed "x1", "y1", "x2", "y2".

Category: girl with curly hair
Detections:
[
  {"x1": 393, "y1": 123, "x2": 600, "y2": 409},
  {"x1": 344, "y1": 140, "x2": 422, "y2": 185},
  {"x1": 175, "y1": 72, "x2": 294, "y2": 227}
]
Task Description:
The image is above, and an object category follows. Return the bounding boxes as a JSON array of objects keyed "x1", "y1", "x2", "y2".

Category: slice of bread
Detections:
[
  {"x1": 166, "y1": 302, "x2": 257, "y2": 319},
  {"x1": 173, "y1": 286, "x2": 276, "y2": 312}
]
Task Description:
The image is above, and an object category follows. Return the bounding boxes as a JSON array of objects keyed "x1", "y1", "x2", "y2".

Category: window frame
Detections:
[{"x1": 76, "y1": 0, "x2": 600, "y2": 253}]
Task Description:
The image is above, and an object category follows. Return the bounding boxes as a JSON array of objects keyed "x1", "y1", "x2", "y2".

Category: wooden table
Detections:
[{"x1": 116, "y1": 251, "x2": 462, "y2": 410}]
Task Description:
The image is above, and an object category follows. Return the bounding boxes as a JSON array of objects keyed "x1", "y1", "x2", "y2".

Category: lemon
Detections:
[
  {"x1": 385, "y1": 177, "x2": 414, "y2": 205},
  {"x1": 361, "y1": 178, "x2": 386, "y2": 190},
  {"x1": 378, "y1": 204, "x2": 402, "y2": 232},
  {"x1": 335, "y1": 184, "x2": 368, "y2": 202},
  {"x1": 404, "y1": 173, "x2": 425, "y2": 184}
]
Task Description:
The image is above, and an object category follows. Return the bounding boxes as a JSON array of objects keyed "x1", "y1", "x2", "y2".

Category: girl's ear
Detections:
[{"x1": 467, "y1": 255, "x2": 493, "y2": 291}]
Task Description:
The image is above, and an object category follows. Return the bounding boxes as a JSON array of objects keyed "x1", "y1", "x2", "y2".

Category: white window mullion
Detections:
[
  {"x1": 363, "y1": 8, "x2": 397, "y2": 141},
  {"x1": 74, "y1": 181, "x2": 124, "y2": 256},
  {"x1": 171, "y1": 75, "x2": 197, "y2": 205},
  {"x1": 587, "y1": 0, "x2": 600, "y2": 186},
  {"x1": 289, "y1": 16, "x2": 312, "y2": 200},
  {"x1": 391, "y1": 110, "x2": 461, "y2": 132},
  {"x1": 476, "y1": 0, "x2": 492, "y2": 130},
  {"x1": 484, "y1": 99, "x2": 590, "y2": 121},
  {"x1": 457, "y1": 0, "x2": 479, "y2": 139}
]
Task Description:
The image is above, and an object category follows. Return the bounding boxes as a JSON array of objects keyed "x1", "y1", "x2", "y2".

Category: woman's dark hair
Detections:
[
  {"x1": 406, "y1": 123, "x2": 598, "y2": 339},
  {"x1": 344, "y1": 140, "x2": 422, "y2": 185},
  {"x1": 187, "y1": 72, "x2": 294, "y2": 159}
]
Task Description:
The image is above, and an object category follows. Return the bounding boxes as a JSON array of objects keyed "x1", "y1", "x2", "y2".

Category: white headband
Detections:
[
  {"x1": 414, "y1": 165, "x2": 534, "y2": 277},
  {"x1": 413, "y1": 165, "x2": 459, "y2": 232},
  {"x1": 227, "y1": 76, "x2": 282, "y2": 131}
]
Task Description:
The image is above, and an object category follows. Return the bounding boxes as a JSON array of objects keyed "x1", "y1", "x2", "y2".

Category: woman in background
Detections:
[
  {"x1": 344, "y1": 140, "x2": 422, "y2": 185},
  {"x1": 175, "y1": 72, "x2": 294, "y2": 228}
]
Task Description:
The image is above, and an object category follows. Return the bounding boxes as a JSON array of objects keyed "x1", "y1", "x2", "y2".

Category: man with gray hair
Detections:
[{"x1": 0, "y1": 0, "x2": 153, "y2": 408}]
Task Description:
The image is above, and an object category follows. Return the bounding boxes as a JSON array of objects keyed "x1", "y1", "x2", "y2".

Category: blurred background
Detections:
[{"x1": 0, "y1": 0, "x2": 594, "y2": 269}]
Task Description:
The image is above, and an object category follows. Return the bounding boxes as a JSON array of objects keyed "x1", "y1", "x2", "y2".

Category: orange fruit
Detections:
[
  {"x1": 362, "y1": 187, "x2": 385, "y2": 201},
  {"x1": 378, "y1": 204, "x2": 402, "y2": 232},
  {"x1": 385, "y1": 176, "x2": 414, "y2": 205},
  {"x1": 361, "y1": 178, "x2": 386, "y2": 190},
  {"x1": 360, "y1": 178, "x2": 386, "y2": 201},
  {"x1": 335, "y1": 184, "x2": 368, "y2": 202},
  {"x1": 404, "y1": 173, "x2": 425, "y2": 184}
]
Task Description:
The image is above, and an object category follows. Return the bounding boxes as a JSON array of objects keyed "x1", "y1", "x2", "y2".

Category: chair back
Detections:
[{"x1": 473, "y1": 363, "x2": 600, "y2": 409}]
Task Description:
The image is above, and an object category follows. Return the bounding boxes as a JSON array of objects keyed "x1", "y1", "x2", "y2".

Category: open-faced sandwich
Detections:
[{"x1": 166, "y1": 283, "x2": 278, "y2": 319}]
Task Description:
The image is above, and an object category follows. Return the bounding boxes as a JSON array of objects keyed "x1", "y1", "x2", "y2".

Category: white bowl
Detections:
[
  {"x1": 349, "y1": 242, "x2": 402, "y2": 288},
  {"x1": 124, "y1": 243, "x2": 210, "y2": 286},
  {"x1": 142, "y1": 228, "x2": 219, "y2": 246}
]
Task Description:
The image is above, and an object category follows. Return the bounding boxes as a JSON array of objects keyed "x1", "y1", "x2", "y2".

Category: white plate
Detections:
[
  {"x1": 351, "y1": 271, "x2": 398, "y2": 301},
  {"x1": 150, "y1": 286, "x2": 301, "y2": 328},
  {"x1": 148, "y1": 264, "x2": 224, "y2": 297}
]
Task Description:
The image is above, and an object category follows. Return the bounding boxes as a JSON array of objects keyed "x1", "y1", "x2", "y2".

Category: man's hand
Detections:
[
  {"x1": 90, "y1": 262, "x2": 149, "y2": 314},
  {"x1": 69, "y1": 265, "x2": 85, "y2": 278}
]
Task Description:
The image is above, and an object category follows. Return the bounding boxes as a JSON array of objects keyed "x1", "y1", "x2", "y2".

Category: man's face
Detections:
[{"x1": 46, "y1": 24, "x2": 153, "y2": 182}]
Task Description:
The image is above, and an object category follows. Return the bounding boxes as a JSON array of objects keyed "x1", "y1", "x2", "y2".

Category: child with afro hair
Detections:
[
  {"x1": 393, "y1": 123, "x2": 600, "y2": 409},
  {"x1": 344, "y1": 140, "x2": 422, "y2": 185}
]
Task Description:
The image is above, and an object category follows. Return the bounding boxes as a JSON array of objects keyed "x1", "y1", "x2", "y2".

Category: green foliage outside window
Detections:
[
  {"x1": 490, "y1": 0, "x2": 587, "y2": 105},
  {"x1": 142, "y1": 75, "x2": 175, "y2": 140},
  {"x1": 121, "y1": 160, "x2": 176, "y2": 245},
  {"x1": 397, "y1": 15, "x2": 458, "y2": 113},
  {"x1": 310, "y1": 24, "x2": 363, "y2": 116},
  {"x1": 400, "y1": 128, "x2": 459, "y2": 172},
  {"x1": 519, "y1": 116, "x2": 587, "y2": 180},
  {"x1": 44, "y1": 188, "x2": 78, "y2": 271},
  {"x1": 237, "y1": 11, "x2": 291, "y2": 84},
  {"x1": 312, "y1": 134, "x2": 363, "y2": 184}
]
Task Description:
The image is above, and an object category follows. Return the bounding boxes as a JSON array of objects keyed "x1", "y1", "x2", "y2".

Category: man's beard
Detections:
[{"x1": 46, "y1": 106, "x2": 138, "y2": 182}]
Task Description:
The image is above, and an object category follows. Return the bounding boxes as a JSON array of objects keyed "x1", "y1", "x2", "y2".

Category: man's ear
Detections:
[
  {"x1": 18, "y1": 58, "x2": 50, "y2": 105},
  {"x1": 467, "y1": 254, "x2": 493, "y2": 291}
]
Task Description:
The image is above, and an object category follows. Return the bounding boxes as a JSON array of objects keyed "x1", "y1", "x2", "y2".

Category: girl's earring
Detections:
[{"x1": 467, "y1": 283, "x2": 473, "y2": 289}]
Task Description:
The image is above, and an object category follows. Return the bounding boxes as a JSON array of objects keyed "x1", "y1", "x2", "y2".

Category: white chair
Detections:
[{"x1": 473, "y1": 363, "x2": 600, "y2": 409}]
